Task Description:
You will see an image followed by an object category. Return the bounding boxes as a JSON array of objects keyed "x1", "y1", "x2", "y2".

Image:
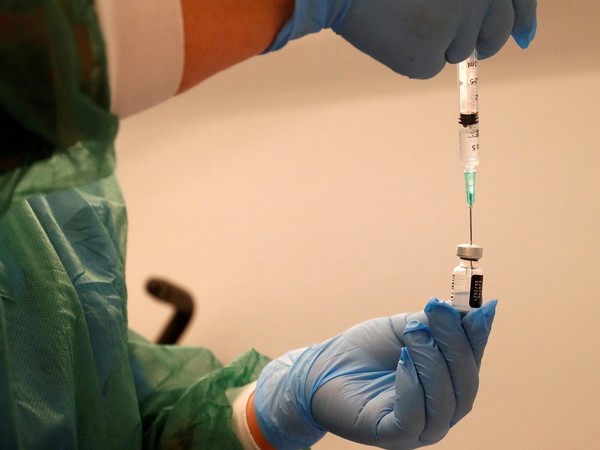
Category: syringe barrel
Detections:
[
  {"x1": 458, "y1": 51, "x2": 480, "y2": 170},
  {"x1": 459, "y1": 123, "x2": 479, "y2": 169},
  {"x1": 458, "y1": 52, "x2": 478, "y2": 115}
]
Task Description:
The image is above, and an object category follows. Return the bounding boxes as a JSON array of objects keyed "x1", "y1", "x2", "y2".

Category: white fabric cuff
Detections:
[
  {"x1": 95, "y1": 0, "x2": 185, "y2": 117},
  {"x1": 231, "y1": 382, "x2": 262, "y2": 450}
]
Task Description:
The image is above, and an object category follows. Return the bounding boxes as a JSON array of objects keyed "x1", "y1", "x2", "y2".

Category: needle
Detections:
[{"x1": 469, "y1": 207, "x2": 473, "y2": 245}]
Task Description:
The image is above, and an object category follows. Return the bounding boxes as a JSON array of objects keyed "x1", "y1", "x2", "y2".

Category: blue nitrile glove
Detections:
[
  {"x1": 253, "y1": 299, "x2": 497, "y2": 449},
  {"x1": 265, "y1": 0, "x2": 537, "y2": 79}
]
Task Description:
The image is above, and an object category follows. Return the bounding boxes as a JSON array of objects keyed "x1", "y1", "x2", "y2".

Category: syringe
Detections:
[{"x1": 458, "y1": 51, "x2": 480, "y2": 212}]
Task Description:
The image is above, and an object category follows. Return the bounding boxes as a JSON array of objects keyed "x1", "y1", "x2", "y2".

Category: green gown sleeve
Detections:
[
  {"x1": 0, "y1": 0, "x2": 117, "y2": 213},
  {"x1": 0, "y1": 174, "x2": 271, "y2": 449},
  {"x1": 128, "y1": 332, "x2": 270, "y2": 449}
]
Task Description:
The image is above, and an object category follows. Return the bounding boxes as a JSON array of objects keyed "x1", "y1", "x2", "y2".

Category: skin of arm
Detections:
[{"x1": 177, "y1": 0, "x2": 294, "y2": 93}]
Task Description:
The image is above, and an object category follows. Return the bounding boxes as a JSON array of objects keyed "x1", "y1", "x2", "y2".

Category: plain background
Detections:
[{"x1": 116, "y1": 1, "x2": 600, "y2": 448}]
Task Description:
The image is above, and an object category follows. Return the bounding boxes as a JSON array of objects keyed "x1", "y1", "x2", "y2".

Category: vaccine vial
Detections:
[{"x1": 450, "y1": 244, "x2": 484, "y2": 312}]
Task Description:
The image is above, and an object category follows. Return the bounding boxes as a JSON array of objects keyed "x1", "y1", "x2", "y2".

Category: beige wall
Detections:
[{"x1": 117, "y1": 1, "x2": 600, "y2": 448}]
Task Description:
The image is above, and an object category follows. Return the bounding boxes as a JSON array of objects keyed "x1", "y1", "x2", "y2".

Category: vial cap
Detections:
[{"x1": 457, "y1": 244, "x2": 483, "y2": 261}]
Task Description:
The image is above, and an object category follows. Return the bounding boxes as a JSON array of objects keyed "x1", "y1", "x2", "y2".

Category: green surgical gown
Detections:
[{"x1": 0, "y1": 0, "x2": 270, "y2": 448}]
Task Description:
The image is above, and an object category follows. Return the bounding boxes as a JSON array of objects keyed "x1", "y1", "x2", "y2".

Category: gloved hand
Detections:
[
  {"x1": 265, "y1": 0, "x2": 537, "y2": 79},
  {"x1": 253, "y1": 298, "x2": 497, "y2": 449}
]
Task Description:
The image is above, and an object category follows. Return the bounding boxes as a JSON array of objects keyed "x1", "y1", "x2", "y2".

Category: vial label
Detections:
[{"x1": 469, "y1": 274, "x2": 484, "y2": 308}]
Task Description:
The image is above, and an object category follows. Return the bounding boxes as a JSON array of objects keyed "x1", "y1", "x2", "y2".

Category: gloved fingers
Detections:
[
  {"x1": 461, "y1": 299, "x2": 498, "y2": 369},
  {"x1": 402, "y1": 320, "x2": 454, "y2": 446},
  {"x1": 334, "y1": 0, "x2": 453, "y2": 79},
  {"x1": 475, "y1": 0, "x2": 515, "y2": 59},
  {"x1": 389, "y1": 310, "x2": 428, "y2": 342},
  {"x1": 316, "y1": 313, "x2": 427, "y2": 374},
  {"x1": 444, "y1": 2, "x2": 487, "y2": 64},
  {"x1": 425, "y1": 299, "x2": 479, "y2": 426},
  {"x1": 445, "y1": 33, "x2": 478, "y2": 65},
  {"x1": 511, "y1": 0, "x2": 537, "y2": 48},
  {"x1": 311, "y1": 372, "x2": 397, "y2": 442},
  {"x1": 376, "y1": 348, "x2": 426, "y2": 449}
]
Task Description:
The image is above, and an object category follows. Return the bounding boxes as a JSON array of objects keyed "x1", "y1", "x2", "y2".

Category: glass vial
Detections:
[{"x1": 450, "y1": 244, "x2": 484, "y2": 312}]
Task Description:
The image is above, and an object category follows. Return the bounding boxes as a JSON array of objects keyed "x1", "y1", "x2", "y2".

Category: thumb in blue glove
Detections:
[
  {"x1": 265, "y1": 0, "x2": 537, "y2": 79},
  {"x1": 253, "y1": 299, "x2": 497, "y2": 449}
]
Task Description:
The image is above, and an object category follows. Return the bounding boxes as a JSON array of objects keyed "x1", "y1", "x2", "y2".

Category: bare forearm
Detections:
[
  {"x1": 92, "y1": 0, "x2": 293, "y2": 116},
  {"x1": 178, "y1": 0, "x2": 294, "y2": 93}
]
